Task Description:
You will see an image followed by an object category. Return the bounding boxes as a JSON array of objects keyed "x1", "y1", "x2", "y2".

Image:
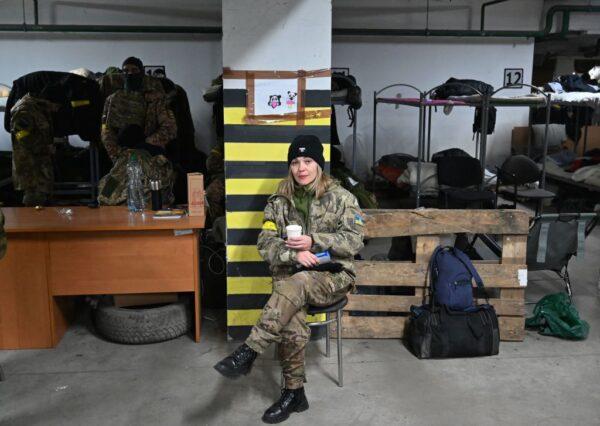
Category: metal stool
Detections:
[
  {"x1": 53, "y1": 139, "x2": 100, "y2": 204},
  {"x1": 306, "y1": 296, "x2": 348, "y2": 387}
]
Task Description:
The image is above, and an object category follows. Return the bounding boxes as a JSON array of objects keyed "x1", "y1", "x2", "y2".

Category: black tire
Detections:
[{"x1": 93, "y1": 302, "x2": 191, "y2": 344}]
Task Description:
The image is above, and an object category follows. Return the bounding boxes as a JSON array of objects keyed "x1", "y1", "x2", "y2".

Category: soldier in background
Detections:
[
  {"x1": 101, "y1": 56, "x2": 176, "y2": 163},
  {"x1": 9, "y1": 94, "x2": 60, "y2": 206}
]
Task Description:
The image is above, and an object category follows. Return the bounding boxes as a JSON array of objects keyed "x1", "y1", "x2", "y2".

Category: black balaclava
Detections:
[
  {"x1": 122, "y1": 56, "x2": 144, "y2": 92},
  {"x1": 287, "y1": 135, "x2": 325, "y2": 170}
]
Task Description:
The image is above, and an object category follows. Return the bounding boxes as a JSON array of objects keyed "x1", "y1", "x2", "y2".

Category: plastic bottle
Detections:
[{"x1": 126, "y1": 152, "x2": 145, "y2": 212}]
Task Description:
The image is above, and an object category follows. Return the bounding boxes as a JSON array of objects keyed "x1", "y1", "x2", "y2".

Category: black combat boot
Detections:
[
  {"x1": 213, "y1": 343, "x2": 257, "y2": 378},
  {"x1": 262, "y1": 387, "x2": 309, "y2": 424}
]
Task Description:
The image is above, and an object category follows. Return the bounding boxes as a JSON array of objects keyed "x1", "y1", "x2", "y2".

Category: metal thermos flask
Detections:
[{"x1": 150, "y1": 180, "x2": 162, "y2": 211}]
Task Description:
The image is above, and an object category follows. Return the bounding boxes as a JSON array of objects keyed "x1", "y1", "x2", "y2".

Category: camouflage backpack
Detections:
[{"x1": 98, "y1": 149, "x2": 175, "y2": 206}]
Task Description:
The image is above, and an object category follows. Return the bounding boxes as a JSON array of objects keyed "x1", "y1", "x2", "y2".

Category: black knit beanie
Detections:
[
  {"x1": 287, "y1": 135, "x2": 325, "y2": 170},
  {"x1": 122, "y1": 56, "x2": 144, "y2": 72}
]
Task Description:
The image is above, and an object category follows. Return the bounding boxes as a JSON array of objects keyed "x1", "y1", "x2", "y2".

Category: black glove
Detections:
[
  {"x1": 138, "y1": 142, "x2": 166, "y2": 157},
  {"x1": 118, "y1": 124, "x2": 145, "y2": 148}
]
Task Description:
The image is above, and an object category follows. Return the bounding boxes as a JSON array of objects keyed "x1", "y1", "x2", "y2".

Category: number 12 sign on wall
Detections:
[{"x1": 504, "y1": 68, "x2": 524, "y2": 88}]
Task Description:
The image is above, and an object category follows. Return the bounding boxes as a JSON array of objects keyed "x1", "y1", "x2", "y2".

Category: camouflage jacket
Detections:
[
  {"x1": 10, "y1": 94, "x2": 57, "y2": 141},
  {"x1": 0, "y1": 209, "x2": 6, "y2": 259},
  {"x1": 257, "y1": 181, "x2": 365, "y2": 281},
  {"x1": 101, "y1": 88, "x2": 176, "y2": 161}
]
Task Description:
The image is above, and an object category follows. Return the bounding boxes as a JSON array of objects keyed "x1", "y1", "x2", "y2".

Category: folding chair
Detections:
[
  {"x1": 527, "y1": 213, "x2": 598, "y2": 299},
  {"x1": 495, "y1": 155, "x2": 555, "y2": 214}
]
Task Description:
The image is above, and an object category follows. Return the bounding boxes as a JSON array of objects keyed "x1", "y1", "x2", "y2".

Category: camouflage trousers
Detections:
[
  {"x1": 11, "y1": 130, "x2": 54, "y2": 195},
  {"x1": 245, "y1": 270, "x2": 353, "y2": 389}
]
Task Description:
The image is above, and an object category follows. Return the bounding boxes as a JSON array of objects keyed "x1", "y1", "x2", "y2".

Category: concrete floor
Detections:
[{"x1": 1, "y1": 229, "x2": 599, "y2": 426}]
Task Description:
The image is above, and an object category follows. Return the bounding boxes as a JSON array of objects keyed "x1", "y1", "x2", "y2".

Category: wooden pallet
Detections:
[{"x1": 336, "y1": 209, "x2": 530, "y2": 341}]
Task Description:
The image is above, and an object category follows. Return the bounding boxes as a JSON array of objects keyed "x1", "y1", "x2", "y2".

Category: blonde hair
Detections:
[{"x1": 277, "y1": 164, "x2": 333, "y2": 199}]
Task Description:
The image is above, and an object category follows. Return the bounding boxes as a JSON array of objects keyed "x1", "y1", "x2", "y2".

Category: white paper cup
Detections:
[{"x1": 286, "y1": 224, "x2": 302, "y2": 238}]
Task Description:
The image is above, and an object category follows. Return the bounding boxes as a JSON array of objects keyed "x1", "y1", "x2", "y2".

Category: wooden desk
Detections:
[{"x1": 0, "y1": 206, "x2": 205, "y2": 349}]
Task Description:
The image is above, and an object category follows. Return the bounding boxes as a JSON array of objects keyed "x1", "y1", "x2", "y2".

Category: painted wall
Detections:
[{"x1": 223, "y1": 0, "x2": 331, "y2": 70}]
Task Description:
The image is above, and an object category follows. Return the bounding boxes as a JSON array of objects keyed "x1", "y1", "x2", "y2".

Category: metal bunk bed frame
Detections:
[{"x1": 372, "y1": 81, "x2": 489, "y2": 207}]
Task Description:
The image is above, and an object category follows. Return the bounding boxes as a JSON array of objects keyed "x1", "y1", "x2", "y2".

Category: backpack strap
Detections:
[
  {"x1": 451, "y1": 247, "x2": 484, "y2": 289},
  {"x1": 428, "y1": 246, "x2": 445, "y2": 308},
  {"x1": 451, "y1": 247, "x2": 489, "y2": 304}
]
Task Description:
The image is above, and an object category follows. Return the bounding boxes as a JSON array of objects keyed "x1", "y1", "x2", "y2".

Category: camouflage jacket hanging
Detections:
[{"x1": 97, "y1": 149, "x2": 175, "y2": 206}]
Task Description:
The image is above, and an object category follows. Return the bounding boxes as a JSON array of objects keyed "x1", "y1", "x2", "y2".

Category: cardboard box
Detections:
[
  {"x1": 511, "y1": 126, "x2": 530, "y2": 155},
  {"x1": 113, "y1": 293, "x2": 178, "y2": 308},
  {"x1": 187, "y1": 172, "x2": 205, "y2": 216}
]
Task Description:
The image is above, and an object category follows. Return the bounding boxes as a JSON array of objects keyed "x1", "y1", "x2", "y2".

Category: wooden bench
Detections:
[{"x1": 338, "y1": 209, "x2": 530, "y2": 341}]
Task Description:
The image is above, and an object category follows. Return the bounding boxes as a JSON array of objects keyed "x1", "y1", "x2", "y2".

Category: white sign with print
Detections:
[{"x1": 254, "y1": 78, "x2": 298, "y2": 116}]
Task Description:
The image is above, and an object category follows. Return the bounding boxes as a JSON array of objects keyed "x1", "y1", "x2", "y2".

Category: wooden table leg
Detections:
[{"x1": 193, "y1": 230, "x2": 201, "y2": 342}]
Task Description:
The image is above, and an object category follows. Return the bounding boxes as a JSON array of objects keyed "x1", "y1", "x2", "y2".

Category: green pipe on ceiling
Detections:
[{"x1": 0, "y1": 4, "x2": 597, "y2": 39}]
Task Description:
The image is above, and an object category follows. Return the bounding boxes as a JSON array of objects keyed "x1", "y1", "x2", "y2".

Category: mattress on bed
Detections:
[
  {"x1": 544, "y1": 158, "x2": 600, "y2": 189},
  {"x1": 448, "y1": 93, "x2": 547, "y2": 106},
  {"x1": 549, "y1": 92, "x2": 600, "y2": 107}
]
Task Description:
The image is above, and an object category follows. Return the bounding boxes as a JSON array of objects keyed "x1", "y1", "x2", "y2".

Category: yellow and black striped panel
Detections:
[{"x1": 224, "y1": 83, "x2": 331, "y2": 340}]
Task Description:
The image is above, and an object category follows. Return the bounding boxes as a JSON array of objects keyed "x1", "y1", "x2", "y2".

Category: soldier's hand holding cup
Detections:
[{"x1": 285, "y1": 225, "x2": 312, "y2": 251}]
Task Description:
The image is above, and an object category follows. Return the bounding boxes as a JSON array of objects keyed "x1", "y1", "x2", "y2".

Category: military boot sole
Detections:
[
  {"x1": 261, "y1": 400, "x2": 309, "y2": 424},
  {"x1": 213, "y1": 361, "x2": 253, "y2": 379}
]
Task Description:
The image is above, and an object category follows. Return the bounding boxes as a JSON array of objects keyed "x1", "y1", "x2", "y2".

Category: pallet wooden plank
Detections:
[
  {"x1": 363, "y1": 209, "x2": 530, "y2": 238},
  {"x1": 499, "y1": 316, "x2": 525, "y2": 341},
  {"x1": 356, "y1": 262, "x2": 527, "y2": 288},
  {"x1": 415, "y1": 236, "x2": 440, "y2": 264},
  {"x1": 345, "y1": 295, "x2": 523, "y2": 316},
  {"x1": 501, "y1": 235, "x2": 527, "y2": 264},
  {"x1": 346, "y1": 294, "x2": 422, "y2": 312},
  {"x1": 337, "y1": 315, "x2": 407, "y2": 339},
  {"x1": 355, "y1": 262, "x2": 428, "y2": 286},
  {"x1": 501, "y1": 235, "x2": 527, "y2": 302}
]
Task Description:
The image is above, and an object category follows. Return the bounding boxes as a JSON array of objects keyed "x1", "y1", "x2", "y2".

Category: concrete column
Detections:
[{"x1": 222, "y1": 0, "x2": 332, "y2": 340}]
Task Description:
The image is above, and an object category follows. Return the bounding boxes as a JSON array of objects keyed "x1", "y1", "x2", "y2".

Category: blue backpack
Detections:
[{"x1": 429, "y1": 246, "x2": 484, "y2": 311}]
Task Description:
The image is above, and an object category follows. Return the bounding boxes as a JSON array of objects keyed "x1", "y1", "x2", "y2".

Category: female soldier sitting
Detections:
[{"x1": 214, "y1": 135, "x2": 365, "y2": 423}]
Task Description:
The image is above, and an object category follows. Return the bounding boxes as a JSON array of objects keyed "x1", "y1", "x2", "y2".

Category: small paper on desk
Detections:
[{"x1": 153, "y1": 209, "x2": 185, "y2": 220}]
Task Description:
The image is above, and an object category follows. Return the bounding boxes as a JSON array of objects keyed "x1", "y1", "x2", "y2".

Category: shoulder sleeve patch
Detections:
[
  {"x1": 354, "y1": 213, "x2": 365, "y2": 226},
  {"x1": 15, "y1": 130, "x2": 30, "y2": 141},
  {"x1": 262, "y1": 220, "x2": 278, "y2": 231}
]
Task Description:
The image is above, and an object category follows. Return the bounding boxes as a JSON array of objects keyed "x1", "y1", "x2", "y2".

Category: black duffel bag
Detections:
[{"x1": 407, "y1": 303, "x2": 500, "y2": 359}]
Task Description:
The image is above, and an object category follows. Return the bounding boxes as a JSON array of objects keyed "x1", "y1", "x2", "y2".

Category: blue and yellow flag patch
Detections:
[
  {"x1": 262, "y1": 220, "x2": 278, "y2": 231},
  {"x1": 354, "y1": 213, "x2": 365, "y2": 226}
]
